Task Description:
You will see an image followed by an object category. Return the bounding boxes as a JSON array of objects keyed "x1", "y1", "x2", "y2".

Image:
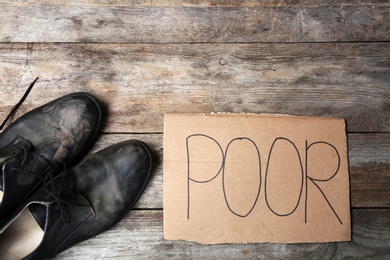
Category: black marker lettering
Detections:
[
  {"x1": 265, "y1": 137, "x2": 304, "y2": 217},
  {"x1": 305, "y1": 141, "x2": 343, "y2": 224},
  {"x1": 222, "y1": 138, "x2": 261, "y2": 218},
  {"x1": 186, "y1": 134, "x2": 224, "y2": 219},
  {"x1": 185, "y1": 134, "x2": 343, "y2": 225}
]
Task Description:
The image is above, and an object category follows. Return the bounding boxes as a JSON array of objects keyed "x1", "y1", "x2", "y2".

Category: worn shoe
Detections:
[
  {"x1": 0, "y1": 92, "x2": 102, "y2": 225},
  {"x1": 0, "y1": 140, "x2": 153, "y2": 260}
]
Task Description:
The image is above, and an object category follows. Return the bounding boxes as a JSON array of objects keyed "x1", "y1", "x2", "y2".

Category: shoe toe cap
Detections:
[{"x1": 73, "y1": 140, "x2": 153, "y2": 226}]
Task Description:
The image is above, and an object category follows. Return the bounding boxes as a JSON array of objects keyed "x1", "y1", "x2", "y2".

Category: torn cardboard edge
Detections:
[
  {"x1": 179, "y1": 111, "x2": 345, "y2": 121},
  {"x1": 163, "y1": 113, "x2": 351, "y2": 244}
]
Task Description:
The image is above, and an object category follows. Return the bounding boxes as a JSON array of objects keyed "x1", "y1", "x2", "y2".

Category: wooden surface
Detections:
[{"x1": 0, "y1": 1, "x2": 389, "y2": 259}]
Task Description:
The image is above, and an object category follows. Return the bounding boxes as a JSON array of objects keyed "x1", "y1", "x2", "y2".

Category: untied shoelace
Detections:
[{"x1": 0, "y1": 77, "x2": 39, "y2": 131}]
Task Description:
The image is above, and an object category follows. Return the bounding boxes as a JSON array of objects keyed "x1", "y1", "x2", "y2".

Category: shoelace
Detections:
[
  {"x1": 9, "y1": 147, "x2": 43, "y2": 180},
  {"x1": 41, "y1": 163, "x2": 86, "y2": 224},
  {"x1": 11, "y1": 154, "x2": 78, "y2": 224},
  {"x1": 0, "y1": 77, "x2": 39, "y2": 131},
  {"x1": 12, "y1": 146, "x2": 32, "y2": 165}
]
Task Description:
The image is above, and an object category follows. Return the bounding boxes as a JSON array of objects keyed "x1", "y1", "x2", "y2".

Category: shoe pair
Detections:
[{"x1": 0, "y1": 89, "x2": 153, "y2": 259}]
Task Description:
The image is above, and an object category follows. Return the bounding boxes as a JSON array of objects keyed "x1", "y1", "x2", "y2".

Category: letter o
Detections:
[
  {"x1": 222, "y1": 138, "x2": 261, "y2": 218},
  {"x1": 265, "y1": 137, "x2": 304, "y2": 217}
]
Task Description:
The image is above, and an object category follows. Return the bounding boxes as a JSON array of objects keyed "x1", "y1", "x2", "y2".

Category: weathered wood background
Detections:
[{"x1": 0, "y1": 0, "x2": 389, "y2": 259}]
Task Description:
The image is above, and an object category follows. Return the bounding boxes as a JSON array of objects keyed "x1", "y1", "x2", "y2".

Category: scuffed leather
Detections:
[
  {"x1": 0, "y1": 92, "x2": 102, "y2": 168},
  {"x1": 0, "y1": 93, "x2": 102, "y2": 229},
  {"x1": 15, "y1": 140, "x2": 153, "y2": 260}
]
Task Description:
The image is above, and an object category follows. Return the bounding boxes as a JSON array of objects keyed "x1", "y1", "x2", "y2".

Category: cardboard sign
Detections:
[{"x1": 163, "y1": 113, "x2": 351, "y2": 244}]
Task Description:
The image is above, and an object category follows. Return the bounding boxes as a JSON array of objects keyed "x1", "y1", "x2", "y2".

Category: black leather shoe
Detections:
[
  {"x1": 0, "y1": 140, "x2": 153, "y2": 260},
  {"x1": 0, "y1": 92, "x2": 102, "y2": 225}
]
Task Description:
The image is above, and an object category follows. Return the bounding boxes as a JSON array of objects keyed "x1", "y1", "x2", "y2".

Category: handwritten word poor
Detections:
[{"x1": 186, "y1": 134, "x2": 343, "y2": 224}]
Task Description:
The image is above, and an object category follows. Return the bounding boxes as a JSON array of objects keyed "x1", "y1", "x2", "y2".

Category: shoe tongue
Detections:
[{"x1": 28, "y1": 203, "x2": 47, "y2": 231}]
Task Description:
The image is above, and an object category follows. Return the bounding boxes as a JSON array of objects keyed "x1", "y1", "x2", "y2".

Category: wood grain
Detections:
[
  {"x1": 349, "y1": 133, "x2": 390, "y2": 208},
  {"x1": 84, "y1": 133, "x2": 390, "y2": 209},
  {"x1": 1, "y1": 0, "x2": 388, "y2": 7},
  {"x1": 0, "y1": 1, "x2": 389, "y2": 258},
  {"x1": 54, "y1": 209, "x2": 390, "y2": 259},
  {"x1": 0, "y1": 4, "x2": 389, "y2": 42},
  {"x1": 1, "y1": 42, "x2": 389, "y2": 133}
]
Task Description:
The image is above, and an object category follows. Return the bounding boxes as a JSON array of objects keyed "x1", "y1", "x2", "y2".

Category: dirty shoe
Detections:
[
  {"x1": 0, "y1": 91, "x2": 102, "y2": 226},
  {"x1": 0, "y1": 140, "x2": 153, "y2": 260}
]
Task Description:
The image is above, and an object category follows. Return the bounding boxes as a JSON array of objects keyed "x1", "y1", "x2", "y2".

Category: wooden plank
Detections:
[
  {"x1": 349, "y1": 133, "x2": 390, "y2": 207},
  {"x1": 54, "y1": 209, "x2": 390, "y2": 259},
  {"x1": 1, "y1": 43, "x2": 389, "y2": 133},
  {"x1": 1, "y1": 0, "x2": 388, "y2": 7},
  {"x1": 88, "y1": 133, "x2": 390, "y2": 209},
  {"x1": 0, "y1": 4, "x2": 389, "y2": 42}
]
